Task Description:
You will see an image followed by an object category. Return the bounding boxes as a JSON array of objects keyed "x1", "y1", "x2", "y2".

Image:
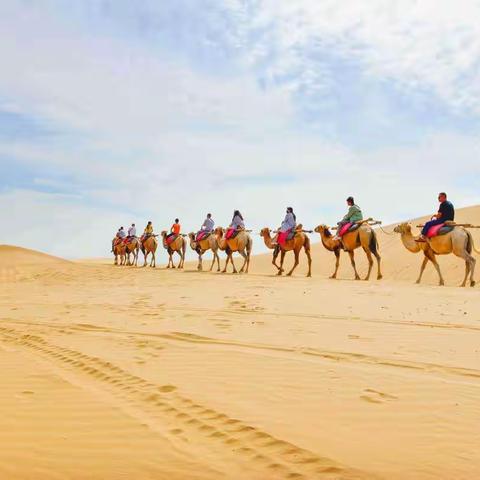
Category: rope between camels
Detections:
[{"x1": 378, "y1": 225, "x2": 396, "y2": 235}]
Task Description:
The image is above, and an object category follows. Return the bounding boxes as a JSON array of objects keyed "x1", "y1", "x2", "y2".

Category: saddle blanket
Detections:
[
  {"x1": 166, "y1": 234, "x2": 178, "y2": 245},
  {"x1": 338, "y1": 222, "x2": 362, "y2": 237},
  {"x1": 225, "y1": 228, "x2": 239, "y2": 240},
  {"x1": 426, "y1": 223, "x2": 454, "y2": 238},
  {"x1": 278, "y1": 229, "x2": 296, "y2": 245},
  {"x1": 196, "y1": 231, "x2": 211, "y2": 242}
]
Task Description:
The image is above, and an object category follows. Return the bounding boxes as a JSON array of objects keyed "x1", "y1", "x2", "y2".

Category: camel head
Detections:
[
  {"x1": 160, "y1": 230, "x2": 168, "y2": 238},
  {"x1": 393, "y1": 223, "x2": 412, "y2": 235},
  {"x1": 214, "y1": 227, "x2": 225, "y2": 237},
  {"x1": 314, "y1": 225, "x2": 332, "y2": 237},
  {"x1": 260, "y1": 227, "x2": 271, "y2": 238}
]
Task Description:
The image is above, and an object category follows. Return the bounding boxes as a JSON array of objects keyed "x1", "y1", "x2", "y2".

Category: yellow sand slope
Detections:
[{"x1": 0, "y1": 206, "x2": 479, "y2": 479}]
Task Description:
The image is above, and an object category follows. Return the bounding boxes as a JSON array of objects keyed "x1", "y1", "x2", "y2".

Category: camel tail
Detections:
[
  {"x1": 467, "y1": 230, "x2": 480, "y2": 255},
  {"x1": 369, "y1": 230, "x2": 379, "y2": 255}
]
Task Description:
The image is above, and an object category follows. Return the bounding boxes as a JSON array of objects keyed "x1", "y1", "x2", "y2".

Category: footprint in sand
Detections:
[
  {"x1": 158, "y1": 385, "x2": 177, "y2": 393},
  {"x1": 361, "y1": 388, "x2": 398, "y2": 404}
]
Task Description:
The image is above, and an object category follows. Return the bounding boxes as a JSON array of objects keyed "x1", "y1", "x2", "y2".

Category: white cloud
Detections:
[
  {"x1": 1, "y1": 1, "x2": 480, "y2": 258},
  {"x1": 243, "y1": 0, "x2": 480, "y2": 112}
]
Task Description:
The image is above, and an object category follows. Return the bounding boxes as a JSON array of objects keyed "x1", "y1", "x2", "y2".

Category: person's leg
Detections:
[
  {"x1": 421, "y1": 219, "x2": 442, "y2": 236},
  {"x1": 334, "y1": 221, "x2": 347, "y2": 240}
]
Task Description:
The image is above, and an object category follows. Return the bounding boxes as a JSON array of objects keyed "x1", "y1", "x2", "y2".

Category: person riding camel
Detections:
[
  {"x1": 416, "y1": 192, "x2": 455, "y2": 242},
  {"x1": 141, "y1": 221, "x2": 154, "y2": 246},
  {"x1": 333, "y1": 196, "x2": 363, "y2": 241},
  {"x1": 271, "y1": 207, "x2": 296, "y2": 246},
  {"x1": 127, "y1": 223, "x2": 136, "y2": 240},
  {"x1": 226, "y1": 210, "x2": 245, "y2": 239},
  {"x1": 167, "y1": 219, "x2": 181, "y2": 241},
  {"x1": 112, "y1": 226, "x2": 126, "y2": 252},
  {"x1": 197, "y1": 214, "x2": 215, "y2": 241}
]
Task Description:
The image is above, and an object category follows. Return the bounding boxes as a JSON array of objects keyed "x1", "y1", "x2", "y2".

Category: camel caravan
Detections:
[{"x1": 110, "y1": 194, "x2": 479, "y2": 286}]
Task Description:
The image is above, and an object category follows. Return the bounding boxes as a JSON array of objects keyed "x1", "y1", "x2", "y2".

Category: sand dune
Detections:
[{"x1": 1, "y1": 207, "x2": 479, "y2": 479}]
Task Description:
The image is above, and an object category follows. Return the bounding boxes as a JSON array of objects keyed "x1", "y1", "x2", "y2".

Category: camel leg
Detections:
[
  {"x1": 460, "y1": 258, "x2": 470, "y2": 287},
  {"x1": 470, "y1": 256, "x2": 476, "y2": 287},
  {"x1": 305, "y1": 246, "x2": 312, "y2": 278},
  {"x1": 459, "y1": 253, "x2": 475, "y2": 287},
  {"x1": 363, "y1": 248, "x2": 374, "y2": 281},
  {"x1": 239, "y1": 250, "x2": 248, "y2": 273},
  {"x1": 415, "y1": 255, "x2": 428, "y2": 284},
  {"x1": 272, "y1": 248, "x2": 281, "y2": 272},
  {"x1": 151, "y1": 252, "x2": 156, "y2": 268},
  {"x1": 215, "y1": 250, "x2": 221, "y2": 272},
  {"x1": 208, "y1": 252, "x2": 215, "y2": 272},
  {"x1": 330, "y1": 250, "x2": 340, "y2": 279},
  {"x1": 222, "y1": 254, "x2": 230, "y2": 273},
  {"x1": 278, "y1": 250, "x2": 286, "y2": 275},
  {"x1": 207, "y1": 251, "x2": 214, "y2": 271},
  {"x1": 425, "y1": 250, "x2": 443, "y2": 286},
  {"x1": 374, "y1": 251, "x2": 382, "y2": 280},
  {"x1": 247, "y1": 239, "x2": 252, "y2": 274},
  {"x1": 198, "y1": 252, "x2": 203, "y2": 271},
  {"x1": 181, "y1": 245, "x2": 186, "y2": 268},
  {"x1": 348, "y1": 251, "x2": 360, "y2": 280},
  {"x1": 287, "y1": 249, "x2": 300, "y2": 276},
  {"x1": 230, "y1": 254, "x2": 238, "y2": 274}
]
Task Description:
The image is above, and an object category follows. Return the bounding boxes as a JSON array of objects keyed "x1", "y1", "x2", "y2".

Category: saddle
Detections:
[
  {"x1": 225, "y1": 228, "x2": 241, "y2": 240},
  {"x1": 278, "y1": 226, "x2": 301, "y2": 245},
  {"x1": 196, "y1": 231, "x2": 211, "y2": 242},
  {"x1": 286, "y1": 229, "x2": 296, "y2": 241},
  {"x1": 166, "y1": 234, "x2": 178, "y2": 245},
  {"x1": 123, "y1": 236, "x2": 136, "y2": 244},
  {"x1": 426, "y1": 223, "x2": 455, "y2": 239},
  {"x1": 338, "y1": 222, "x2": 361, "y2": 237}
]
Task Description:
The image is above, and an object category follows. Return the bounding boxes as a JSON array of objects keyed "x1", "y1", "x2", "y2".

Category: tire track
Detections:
[{"x1": 0, "y1": 326, "x2": 370, "y2": 480}]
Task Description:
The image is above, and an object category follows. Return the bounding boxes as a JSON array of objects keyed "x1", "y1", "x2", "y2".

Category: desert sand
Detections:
[{"x1": 1, "y1": 207, "x2": 480, "y2": 479}]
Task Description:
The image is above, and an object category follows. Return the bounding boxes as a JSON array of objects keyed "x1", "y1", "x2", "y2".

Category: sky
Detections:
[{"x1": 1, "y1": 0, "x2": 480, "y2": 258}]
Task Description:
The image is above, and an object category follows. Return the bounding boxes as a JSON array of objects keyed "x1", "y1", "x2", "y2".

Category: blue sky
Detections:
[{"x1": 1, "y1": 0, "x2": 480, "y2": 257}]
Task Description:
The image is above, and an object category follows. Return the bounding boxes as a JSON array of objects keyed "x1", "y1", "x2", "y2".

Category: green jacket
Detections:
[{"x1": 342, "y1": 204, "x2": 363, "y2": 223}]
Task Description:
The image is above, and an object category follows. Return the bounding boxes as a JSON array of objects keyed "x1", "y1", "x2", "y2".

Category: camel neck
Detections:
[{"x1": 400, "y1": 231, "x2": 421, "y2": 253}]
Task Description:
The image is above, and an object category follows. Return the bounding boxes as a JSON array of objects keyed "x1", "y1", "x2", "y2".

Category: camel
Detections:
[
  {"x1": 188, "y1": 232, "x2": 220, "y2": 271},
  {"x1": 140, "y1": 235, "x2": 158, "y2": 267},
  {"x1": 260, "y1": 226, "x2": 312, "y2": 277},
  {"x1": 161, "y1": 232, "x2": 186, "y2": 269},
  {"x1": 125, "y1": 237, "x2": 140, "y2": 266},
  {"x1": 215, "y1": 227, "x2": 252, "y2": 274},
  {"x1": 393, "y1": 223, "x2": 478, "y2": 287},
  {"x1": 112, "y1": 240, "x2": 126, "y2": 266},
  {"x1": 314, "y1": 224, "x2": 382, "y2": 281}
]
